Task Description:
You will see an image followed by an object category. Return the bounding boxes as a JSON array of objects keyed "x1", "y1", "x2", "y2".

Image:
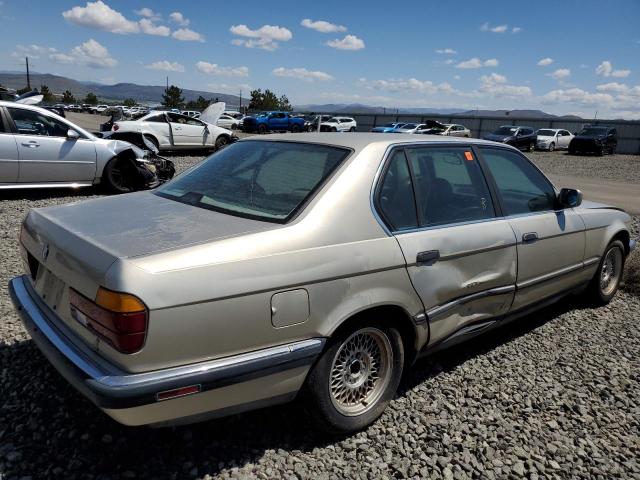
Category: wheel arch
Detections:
[{"x1": 611, "y1": 229, "x2": 631, "y2": 256}]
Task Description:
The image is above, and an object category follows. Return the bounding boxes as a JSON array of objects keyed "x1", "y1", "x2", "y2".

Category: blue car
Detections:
[{"x1": 371, "y1": 122, "x2": 406, "y2": 133}]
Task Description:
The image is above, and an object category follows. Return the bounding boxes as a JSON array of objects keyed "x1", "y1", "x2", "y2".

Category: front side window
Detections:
[
  {"x1": 405, "y1": 147, "x2": 495, "y2": 227},
  {"x1": 145, "y1": 114, "x2": 166, "y2": 123},
  {"x1": 480, "y1": 147, "x2": 556, "y2": 215},
  {"x1": 156, "y1": 141, "x2": 350, "y2": 222},
  {"x1": 377, "y1": 150, "x2": 418, "y2": 231},
  {"x1": 8, "y1": 107, "x2": 72, "y2": 137}
]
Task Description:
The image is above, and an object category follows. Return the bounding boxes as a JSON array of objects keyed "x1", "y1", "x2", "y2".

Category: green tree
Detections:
[
  {"x1": 83, "y1": 92, "x2": 98, "y2": 105},
  {"x1": 16, "y1": 86, "x2": 31, "y2": 95},
  {"x1": 62, "y1": 90, "x2": 76, "y2": 103},
  {"x1": 249, "y1": 89, "x2": 292, "y2": 111},
  {"x1": 162, "y1": 85, "x2": 184, "y2": 109},
  {"x1": 185, "y1": 95, "x2": 211, "y2": 111},
  {"x1": 123, "y1": 98, "x2": 137, "y2": 107},
  {"x1": 39, "y1": 84, "x2": 54, "y2": 102}
]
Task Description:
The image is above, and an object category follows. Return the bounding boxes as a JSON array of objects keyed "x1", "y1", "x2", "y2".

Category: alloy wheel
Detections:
[{"x1": 600, "y1": 247, "x2": 623, "y2": 296}]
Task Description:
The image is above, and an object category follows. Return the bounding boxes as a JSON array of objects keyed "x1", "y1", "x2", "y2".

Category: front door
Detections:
[
  {"x1": 477, "y1": 146, "x2": 586, "y2": 310},
  {"x1": 375, "y1": 146, "x2": 517, "y2": 346},
  {"x1": 7, "y1": 107, "x2": 96, "y2": 183},
  {"x1": 0, "y1": 110, "x2": 19, "y2": 182}
]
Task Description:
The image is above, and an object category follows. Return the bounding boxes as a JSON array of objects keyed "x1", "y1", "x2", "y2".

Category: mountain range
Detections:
[{"x1": 1, "y1": 71, "x2": 584, "y2": 119}]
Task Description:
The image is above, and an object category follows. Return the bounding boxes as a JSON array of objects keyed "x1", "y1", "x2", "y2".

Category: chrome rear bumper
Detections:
[{"x1": 10, "y1": 275, "x2": 323, "y2": 425}]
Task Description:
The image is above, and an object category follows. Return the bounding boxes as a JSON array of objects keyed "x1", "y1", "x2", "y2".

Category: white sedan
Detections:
[
  {"x1": 321, "y1": 117, "x2": 357, "y2": 132},
  {"x1": 217, "y1": 114, "x2": 240, "y2": 130},
  {"x1": 536, "y1": 128, "x2": 574, "y2": 151},
  {"x1": 112, "y1": 111, "x2": 235, "y2": 151}
]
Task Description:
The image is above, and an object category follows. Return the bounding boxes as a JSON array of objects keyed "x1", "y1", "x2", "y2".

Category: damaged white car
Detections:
[{"x1": 0, "y1": 102, "x2": 174, "y2": 192}]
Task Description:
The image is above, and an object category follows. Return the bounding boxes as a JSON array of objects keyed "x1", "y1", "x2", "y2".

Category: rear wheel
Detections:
[
  {"x1": 526, "y1": 142, "x2": 534, "y2": 152},
  {"x1": 586, "y1": 240, "x2": 625, "y2": 305},
  {"x1": 143, "y1": 134, "x2": 159, "y2": 152},
  {"x1": 257, "y1": 124, "x2": 267, "y2": 134},
  {"x1": 290, "y1": 124, "x2": 301, "y2": 133},
  {"x1": 331, "y1": 127, "x2": 338, "y2": 132},
  {"x1": 304, "y1": 322, "x2": 404, "y2": 434},
  {"x1": 349, "y1": 127, "x2": 356, "y2": 132}
]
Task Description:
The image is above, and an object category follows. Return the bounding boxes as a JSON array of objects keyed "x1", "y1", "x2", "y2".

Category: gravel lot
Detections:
[
  {"x1": 1, "y1": 153, "x2": 639, "y2": 479},
  {"x1": 528, "y1": 150, "x2": 640, "y2": 184}
]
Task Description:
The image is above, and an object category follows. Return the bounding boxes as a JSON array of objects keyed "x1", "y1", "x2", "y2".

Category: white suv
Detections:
[{"x1": 321, "y1": 117, "x2": 357, "y2": 132}]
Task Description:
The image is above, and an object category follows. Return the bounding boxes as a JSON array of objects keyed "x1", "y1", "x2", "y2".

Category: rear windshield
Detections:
[
  {"x1": 578, "y1": 127, "x2": 608, "y2": 136},
  {"x1": 537, "y1": 129, "x2": 556, "y2": 136},
  {"x1": 156, "y1": 141, "x2": 351, "y2": 222},
  {"x1": 401, "y1": 123, "x2": 417, "y2": 129},
  {"x1": 494, "y1": 126, "x2": 517, "y2": 135}
]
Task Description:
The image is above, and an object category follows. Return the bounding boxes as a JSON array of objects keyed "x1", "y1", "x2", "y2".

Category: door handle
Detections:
[
  {"x1": 522, "y1": 232, "x2": 538, "y2": 243},
  {"x1": 416, "y1": 250, "x2": 440, "y2": 266},
  {"x1": 21, "y1": 141, "x2": 40, "y2": 148}
]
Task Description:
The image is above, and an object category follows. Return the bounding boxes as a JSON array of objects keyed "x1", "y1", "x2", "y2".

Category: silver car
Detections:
[
  {"x1": 10, "y1": 134, "x2": 635, "y2": 433},
  {"x1": 0, "y1": 101, "x2": 174, "y2": 192}
]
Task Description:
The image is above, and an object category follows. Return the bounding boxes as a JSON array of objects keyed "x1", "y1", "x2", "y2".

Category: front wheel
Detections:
[
  {"x1": 257, "y1": 124, "x2": 267, "y2": 134},
  {"x1": 215, "y1": 135, "x2": 230, "y2": 150},
  {"x1": 290, "y1": 124, "x2": 301, "y2": 133},
  {"x1": 349, "y1": 127, "x2": 356, "y2": 132},
  {"x1": 304, "y1": 323, "x2": 404, "y2": 434},
  {"x1": 103, "y1": 157, "x2": 138, "y2": 193},
  {"x1": 586, "y1": 240, "x2": 625, "y2": 305},
  {"x1": 548, "y1": 142, "x2": 555, "y2": 152}
]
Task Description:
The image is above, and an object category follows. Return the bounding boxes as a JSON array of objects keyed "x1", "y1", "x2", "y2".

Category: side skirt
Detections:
[{"x1": 417, "y1": 282, "x2": 588, "y2": 358}]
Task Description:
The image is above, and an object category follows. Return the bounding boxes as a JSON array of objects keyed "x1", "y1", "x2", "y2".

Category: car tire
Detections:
[
  {"x1": 586, "y1": 239, "x2": 625, "y2": 306},
  {"x1": 290, "y1": 124, "x2": 301, "y2": 133},
  {"x1": 331, "y1": 127, "x2": 338, "y2": 132},
  {"x1": 102, "y1": 156, "x2": 137, "y2": 194},
  {"x1": 548, "y1": 142, "x2": 555, "y2": 152},
  {"x1": 526, "y1": 142, "x2": 534, "y2": 152},
  {"x1": 349, "y1": 127, "x2": 356, "y2": 132},
  {"x1": 303, "y1": 322, "x2": 404, "y2": 434},
  {"x1": 215, "y1": 135, "x2": 230, "y2": 150},
  {"x1": 257, "y1": 124, "x2": 267, "y2": 134},
  {"x1": 143, "y1": 134, "x2": 159, "y2": 152}
]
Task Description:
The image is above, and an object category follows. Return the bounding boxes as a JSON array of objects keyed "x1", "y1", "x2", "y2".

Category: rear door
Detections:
[
  {"x1": 376, "y1": 145, "x2": 517, "y2": 346},
  {"x1": 0, "y1": 108, "x2": 19, "y2": 182},
  {"x1": 7, "y1": 106, "x2": 96, "y2": 183},
  {"x1": 477, "y1": 146, "x2": 586, "y2": 310},
  {"x1": 557, "y1": 130, "x2": 571, "y2": 148}
]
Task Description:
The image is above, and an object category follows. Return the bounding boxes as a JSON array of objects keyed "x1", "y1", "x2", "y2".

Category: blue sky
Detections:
[{"x1": 1, "y1": 0, "x2": 639, "y2": 117}]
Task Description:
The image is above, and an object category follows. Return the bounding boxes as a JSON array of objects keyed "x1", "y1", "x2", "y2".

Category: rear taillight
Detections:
[
  {"x1": 69, "y1": 287, "x2": 147, "y2": 354},
  {"x1": 112, "y1": 123, "x2": 119, "y2": 131}
]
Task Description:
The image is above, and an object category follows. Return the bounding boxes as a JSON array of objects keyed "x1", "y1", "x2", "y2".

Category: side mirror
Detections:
[
  {"x1": 558, "y1": 188, "x2": 583, "y2": 208},
  {"x1": 66, "y1": 129, "x2": 80, "y2": 140}
]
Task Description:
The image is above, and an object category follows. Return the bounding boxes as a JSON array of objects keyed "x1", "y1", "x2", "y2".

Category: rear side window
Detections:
[
  {"x1": 480, "y1": 147, "x2": 556, "y2": 215},
  {"x1": 146, "y1": 114, "x2": 166, "y2": 123},
  {"x1": 377, "y1": 150, "x2": 418, "y2": 231},
  {"x1": 405, "y1": 147, "x2": 495, "y2": 227},
  {"x1": 156, "y1": 141, "x2": 350, "y2": 222}
]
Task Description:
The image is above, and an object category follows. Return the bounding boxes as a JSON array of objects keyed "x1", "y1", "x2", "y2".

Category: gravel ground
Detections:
[
  {"x1": 1, "y1": 155, "x2": 639, "y2": 479},
  {"x1": 528, "y1": 150, "x2": 640, "y2": 184}
]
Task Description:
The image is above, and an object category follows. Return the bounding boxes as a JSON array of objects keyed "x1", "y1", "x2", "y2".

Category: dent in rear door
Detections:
[{"x1": 376, "y1": 146, "x2": 517, "y2": 346}]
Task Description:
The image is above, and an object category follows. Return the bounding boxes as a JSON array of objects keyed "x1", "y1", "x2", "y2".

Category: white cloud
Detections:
[
  {"x1": 435, "y1": 48, "x2": 457, "y2": 55},
  {"x1": 444, "y1": 59, "x2": 455, "y2": 65},
  {"x1": 456, "y1": 58, "x2": 498, "y2": 69},
  {"x1": 272, "y1": 67, "x2": 333, "y2": 82},
  {"x1": 196, "y1": 61, "x2": 249, "y2": 77},
  {"x1": 326, "y1": 34, "x2": 365, "y2": 51},
  {"x1": 63, "y1": 1, "x2": 140, "y2": 34},
  {"x1": 172, "y1": 28, "x2": 204, "y2": 42},
  {"x1": 139, "y1": 18, "x2": 170, "y2": 36},
  {"x1": 11, "y1": 44, "x2": 57, "y2": 59},
  {"x1": 541, "y1": 87, "x2": 613, "y2": 106},
  {"x1": 169, "y1": 11, "x2": 189, "y2": 26},
  {"x1": 134, "y1": 7, "x2": 160, "y2": 21},
  {"x1": 230, "y1": 24, "x2": 292, "y2": 51},
  {"x1": 537, "y1": 57, "x2": 554, "y2": 66},
  {"x1": 359, "y1": 77, "x2": 457, "y2": 95},
  {"x1": 300, "y1": 18, "x2": 346, "y2": 33},
  {"x1": 454, "y1": 75, "x2": 461, "y2": 80},
  {"x1": 595, "y1": 60, "x2": 631, "y2": 78},
  {"x1": 208, "y1": 83, "x2": 251, "y2": 93},
  {"x1": 20, "y1": 39, "x2": 117, "y2": 68},
  {"x1": 145, "y1": 60, "x2": 184, "y2": 72},
  {"x1": 512, "y1": 27, "x2": 522, "y2": 33},
  {"x1": 547, "y1": 68, "x2": 571, "y2": 80},
  {"x1": 480, "y1": 22, "x2": 508, "y2": 33},
  {"x1": 479, "y1": 73, "x2": 532, "y2": 98},
  {"x1": 595, "y1": 82, "x2": 631, "y2": 93}
]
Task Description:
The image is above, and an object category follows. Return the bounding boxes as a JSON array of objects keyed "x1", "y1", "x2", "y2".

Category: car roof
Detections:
[{"x1": 240, "y1": 132, "x2": 508, "y2": 151}]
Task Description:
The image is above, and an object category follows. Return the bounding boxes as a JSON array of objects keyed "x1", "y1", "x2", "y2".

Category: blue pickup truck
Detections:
[{"x1": 242, "y1": 111, "x2": 305, "y2": 133}]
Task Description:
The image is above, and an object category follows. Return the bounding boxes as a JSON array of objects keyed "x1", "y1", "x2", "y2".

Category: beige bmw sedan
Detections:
[{"x1": 10, "y1": 134, "x2": 635, "y2": 433}]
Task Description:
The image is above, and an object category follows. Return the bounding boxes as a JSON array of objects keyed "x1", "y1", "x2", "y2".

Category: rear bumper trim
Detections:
[{"x1": 10, "y1": 275, "x2": 324, "y2": 410}]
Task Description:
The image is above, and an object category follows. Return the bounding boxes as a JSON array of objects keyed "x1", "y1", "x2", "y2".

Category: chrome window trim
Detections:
[{"x1": 517, "y1": 260, "x2": 595, "y2": 289}]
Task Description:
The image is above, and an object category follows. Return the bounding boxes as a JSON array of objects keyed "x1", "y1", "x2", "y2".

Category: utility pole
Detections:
[
  {"x1": 25, "y1": 57, "x2": 31, "y2": 90},
  {"x1": 239, "y1": 89, "x2": 242, "y2": 112},
  {"x1": 166, "y1": 76, "x2": 168, "y2": 90}
]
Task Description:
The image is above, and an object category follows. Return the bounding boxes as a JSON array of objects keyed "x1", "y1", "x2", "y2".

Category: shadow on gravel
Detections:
[{"x1": 0, "y1": 296, "x2": 589, "y2": 479}]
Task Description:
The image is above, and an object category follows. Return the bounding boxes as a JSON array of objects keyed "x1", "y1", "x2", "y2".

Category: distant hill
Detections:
[
  {"x1": 296, "y1": 103, "x2": 467, "y2": 115},
  {"x1": 0, "y1": 72, "x2": 240, "y2": 105}
]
